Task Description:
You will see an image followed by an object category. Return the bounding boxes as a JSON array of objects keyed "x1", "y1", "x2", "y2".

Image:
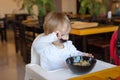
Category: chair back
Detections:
[
  {"x1": 110, "y1": 29, "x2": 120, "y2": 65},
  {"x1": 31, "y1": 47, "x2": 40, "y2": 65},
  {"x1": 30, "y1": 33, "x2": 44, "y2": 65},
  {"x1": 116, "y1": 25, "x2": 120, "y2": 58}
]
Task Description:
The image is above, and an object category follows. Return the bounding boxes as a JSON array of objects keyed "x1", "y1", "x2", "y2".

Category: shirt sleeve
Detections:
[
  {"x1": 66, "y1": 41, "x2": 83, "y2": 56},
  {"x1": 32, "y1": 32, "x2": 58, "y2": 54}
]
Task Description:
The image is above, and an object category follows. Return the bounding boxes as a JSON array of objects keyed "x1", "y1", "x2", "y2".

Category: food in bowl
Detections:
[
  {"x1": 73, "y1": 60, "x2": 91, "y2": 66},
  {"x1": 66, "y1": 56, "x2": 96, "y2": 74}
]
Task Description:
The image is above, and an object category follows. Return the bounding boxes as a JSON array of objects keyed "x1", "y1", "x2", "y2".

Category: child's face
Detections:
[{"x1": 57, "y1": 22, "x2": 71, "y2": 43}]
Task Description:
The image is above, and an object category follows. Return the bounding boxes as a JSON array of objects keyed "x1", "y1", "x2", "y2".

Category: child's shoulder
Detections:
[{"x1": 66, "y1": 40, "x2": 73, "y2": 44}]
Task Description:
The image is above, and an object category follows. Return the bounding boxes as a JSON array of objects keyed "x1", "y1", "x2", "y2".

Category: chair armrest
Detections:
[
  {"x1": 24, "y1": 64, "x2": 76, "y2": 80},
  {"x1": 25, "y1": 64, "x2": 49, "y2": 80}
]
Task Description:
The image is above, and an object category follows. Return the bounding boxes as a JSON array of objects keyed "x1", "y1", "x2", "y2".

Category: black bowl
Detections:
[{"x1": 66, "y1": 56, "x2": 96, "y2": 74}]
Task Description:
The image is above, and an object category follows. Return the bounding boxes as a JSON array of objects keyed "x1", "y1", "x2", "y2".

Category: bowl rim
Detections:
[
  {"x1": 65, "y1": 56, "x2": 97, "y2": 74},
  {"x1": 66, "y1": 56, "x2": 97, "y2": 66}
]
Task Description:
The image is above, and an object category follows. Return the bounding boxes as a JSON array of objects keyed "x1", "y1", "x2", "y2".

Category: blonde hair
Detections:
[{"x1": 43, "y1": 12, "x2": 71, "y2": 35}]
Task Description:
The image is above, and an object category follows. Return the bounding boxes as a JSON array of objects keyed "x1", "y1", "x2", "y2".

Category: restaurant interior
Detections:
[{"x1": 0, "y1": 0, "x2": 120, "y2": 80}]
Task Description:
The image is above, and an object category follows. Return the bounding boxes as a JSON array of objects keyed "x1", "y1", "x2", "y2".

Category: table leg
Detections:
[{"x1": 82, "y1": 36, "x2": 87, "y2": 52}]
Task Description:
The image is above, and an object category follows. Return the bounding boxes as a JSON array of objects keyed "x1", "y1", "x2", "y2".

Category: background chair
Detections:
[
  {"x1": 13, "y1": 14, "x2": 28, "y2": 54},
  {"x1": 23, "y1": 25, "x2": 40, "y2": 64},
  {"x1": 110, "y1": 29, "x2": 120, "y2": 65},
  {"x1": 5, "y1": 14, "x2": 15, "y2": 29},
  {"x1": 0, "y1": 18, "x2": 7, "y2": 42},
  {"x1": 87, "y1": 33, "x2": 112, "y2": 62}
]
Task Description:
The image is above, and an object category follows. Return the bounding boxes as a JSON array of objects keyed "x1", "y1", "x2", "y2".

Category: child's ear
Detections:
[{"x1": 56, "y1": 31, "x2": 62, "y2": 39}]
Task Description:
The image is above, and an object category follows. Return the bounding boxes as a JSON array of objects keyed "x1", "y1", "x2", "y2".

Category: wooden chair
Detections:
[
  {"x1": 23, "y1": 24, "x2": 41, "y2": 64},
  {"x1": 5, "y1": 14, "x2": 15, "y2": 29},
  {"x1": 88, "y1": 38, "x2": 110, "y2": 62},
  {"x1": 0, "y1": 18, "x2": 7, "y2": 42},
  {"x1": 23, "y1": 25, "x2": 35, "y2": 64},
  {"x1": 13, "y1": 14, "x2": 28, "y2": 53}
]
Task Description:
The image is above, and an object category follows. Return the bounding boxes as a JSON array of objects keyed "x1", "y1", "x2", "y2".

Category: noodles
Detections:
[{"x1": 73, "y1": 60, "x2": 90, "y2": 66}]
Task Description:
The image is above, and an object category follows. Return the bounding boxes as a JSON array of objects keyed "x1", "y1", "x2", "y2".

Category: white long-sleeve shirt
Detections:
[{"x1": 32, "y1": 32, "x2": 83, "y2": 71}]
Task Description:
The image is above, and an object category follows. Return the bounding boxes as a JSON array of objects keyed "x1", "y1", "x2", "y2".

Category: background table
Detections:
[{"x1": 70, "y1": 25, "x2": 118, "y2": 52}]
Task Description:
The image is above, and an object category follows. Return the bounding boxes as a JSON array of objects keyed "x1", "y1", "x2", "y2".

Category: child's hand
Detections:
[
  {"x1": 83, "y1": 52, "x2": 94, "y2": 58},
  {"x1": 55, "y1": 31, "x2": 62, "y2": 39}
]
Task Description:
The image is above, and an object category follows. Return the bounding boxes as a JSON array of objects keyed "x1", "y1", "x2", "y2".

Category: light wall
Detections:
[
  {"x1": 0, "y1": 0, "x2": 26, "y2": 18},
  {"x1": 0, "y1": 0, "x2": 77, "y2": 17},
  {"x1": 0, "y1": 0, "x2": 15, "y2": 17},
  {"x1": 62, "y1": 0, "x2": 76, "y2": 14}
]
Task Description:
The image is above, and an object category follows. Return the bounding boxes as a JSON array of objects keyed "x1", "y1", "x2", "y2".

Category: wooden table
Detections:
[
  {"x1": 69, "y1": 66, "x2": 120, "y2": 80},
  {"x1": 70, "y1": 25, "x2": 118, "y2": 51},
  {"x1": 22, "y1": 20, "x2": 118, "y2": 52},
  {"x1": 0, "y1": 18, "x2": 7, "y2": 42}
]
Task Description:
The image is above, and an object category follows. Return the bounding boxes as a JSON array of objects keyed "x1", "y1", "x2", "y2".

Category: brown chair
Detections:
[
  {"x1": 88, "y1": 34, "x2": 110, "y2": 62},
  {"x1": 23, "y1": 25, "x2": 35, "y2": 64},
  {"x1": 13, "y1": 14, "x2": 29, "y2": 53},
  {"x1": 88, "y1": 38, "x2": 110, "y2": 62},
  {"x1": 23, "y1": 24, "x2": 42, "y2": 64},
  {"x1": 5, "y1": 14, "x2": 15, "y2": 29},
  {"x1": 0, "y1": 18, "x2": 7, "y2": 42}
]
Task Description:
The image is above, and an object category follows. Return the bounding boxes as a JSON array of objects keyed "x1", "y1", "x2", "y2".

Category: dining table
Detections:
[
  {"x1": 69, "y1": 66, "x2": 120, "y2": 80},
  {"x1": 22, "y1": 20, "x2": 118, "y2": 52},
  {"x1": 25, "y1": 60, "x2": 116, "y2": 80},
  {"x1": 70, "y1": 23, "x2": 118, "y2": 52}
]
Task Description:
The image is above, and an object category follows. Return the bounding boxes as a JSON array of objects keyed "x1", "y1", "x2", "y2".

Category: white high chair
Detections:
[
  {"x1": 24, "y1": 34, "x2": 116, "y2": 80},
  {"x1": 24, "y1": 41, "x2": 76, "y2": 80},
  {"x1": 24, "y1": 34, "x2": 70, "y2": 80},
  {"x1": 24, "y1": 33, "x2": 77, "y2": 80},
  {"x1": 24, "y1": 33, "x2": 42, "y2": 79},
  {"x1": 24, "y1": 34, "x2": 46, "y2": 80}
]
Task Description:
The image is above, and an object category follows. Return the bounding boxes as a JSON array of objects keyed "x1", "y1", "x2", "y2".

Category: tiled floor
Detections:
[{"x1": 0, "y1": 30, "x2": 25, "y2": 80}]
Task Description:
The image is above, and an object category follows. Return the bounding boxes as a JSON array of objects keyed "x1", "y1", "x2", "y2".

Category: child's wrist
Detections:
[{"x1": 83, "y1": 53, "x2": 94, "y2": 58}]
